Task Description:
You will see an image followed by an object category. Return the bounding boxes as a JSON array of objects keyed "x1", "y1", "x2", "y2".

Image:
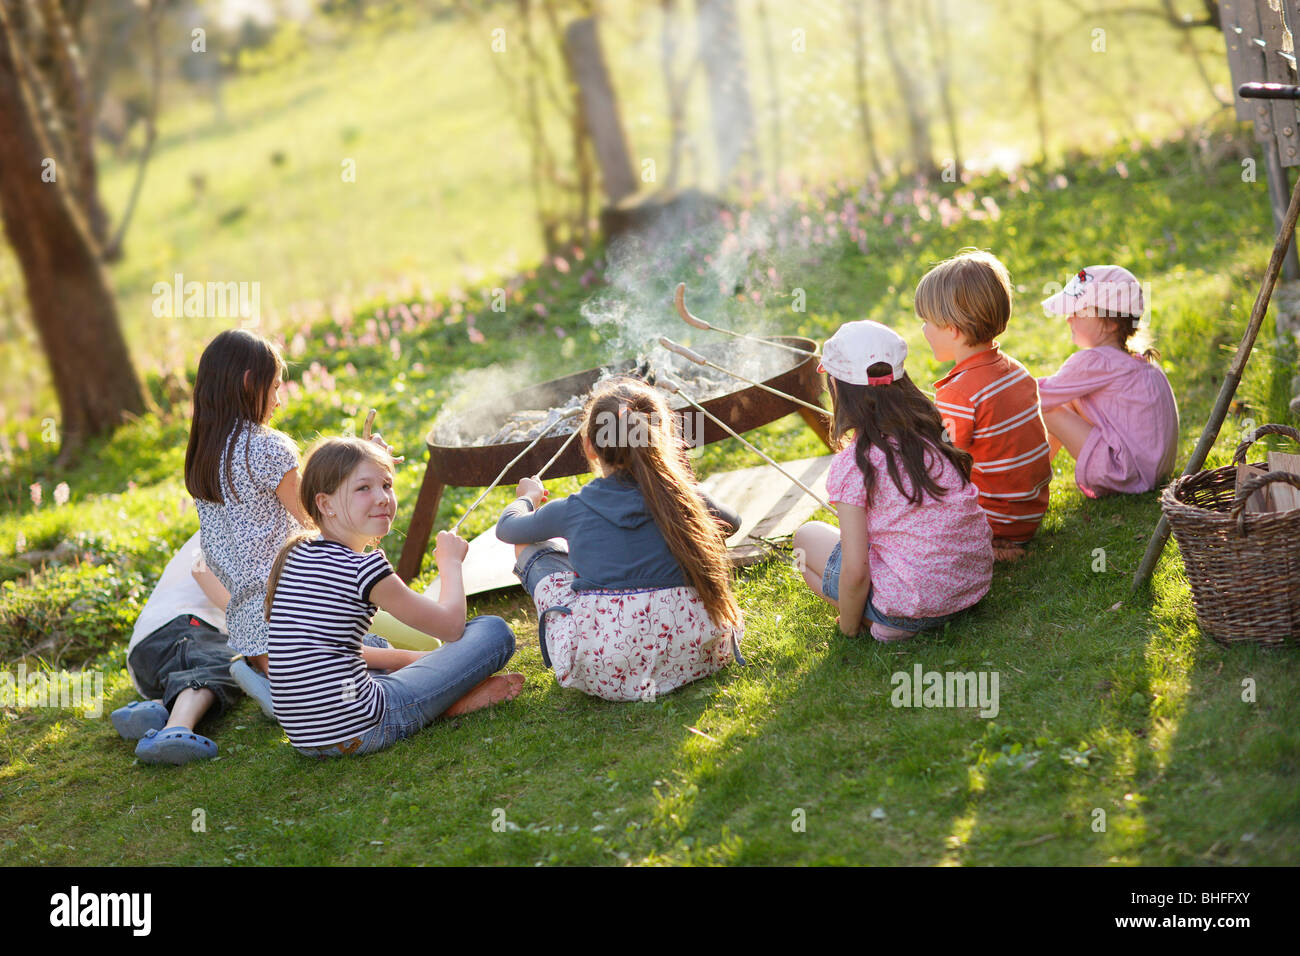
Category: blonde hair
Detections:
[
  {"x1": 582, "y1": 377, "x2": 740, "y2": 630},
  {"x1": 1091, "y1": 310, "x2": 1162, "y2": 364},
  {"x1": 914, "y1": 248, "x2": 1013, "y2": 346},
  {"x1": 264, "y1": 437, "x2": 393, "y2": 620}
]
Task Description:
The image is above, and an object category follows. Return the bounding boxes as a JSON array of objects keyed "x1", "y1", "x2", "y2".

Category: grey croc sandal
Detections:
[{"x1": 135, "y1": 727, "x2": 218, "y2": 765}]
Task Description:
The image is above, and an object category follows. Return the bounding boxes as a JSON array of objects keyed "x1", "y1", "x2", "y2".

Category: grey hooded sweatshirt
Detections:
[{"x1": 495, "y1": 473, "x2": 741, "y2": 592}]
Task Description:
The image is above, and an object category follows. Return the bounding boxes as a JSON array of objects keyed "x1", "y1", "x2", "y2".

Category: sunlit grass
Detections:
[{"x1": 0, "y1": 8, "x2": 1296, "y2": 865}]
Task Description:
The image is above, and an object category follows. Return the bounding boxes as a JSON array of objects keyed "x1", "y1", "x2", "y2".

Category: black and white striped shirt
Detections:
[{"x1": 267, "y1": 538, "x2": 393, "y2": 747}]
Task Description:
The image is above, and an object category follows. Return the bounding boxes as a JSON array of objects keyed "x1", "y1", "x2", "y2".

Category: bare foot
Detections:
[
  {"x1": 870, "y1": 622, "x2": 917, "y2": 643},
  {"x1": 444, "y1": 673, "x2": 525, "y2": 718},
  {"x1": 993, "y1": 543, "x2": 1028, "y2": 563}
]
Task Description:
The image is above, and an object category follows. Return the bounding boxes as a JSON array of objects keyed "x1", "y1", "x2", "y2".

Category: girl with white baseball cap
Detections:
[
  {"x1": 793, "y1": 320, "x2": 993, "y2": 642},
  {"x1": 1038, "y1": 265, "x2": 1179, "y2": 498}
]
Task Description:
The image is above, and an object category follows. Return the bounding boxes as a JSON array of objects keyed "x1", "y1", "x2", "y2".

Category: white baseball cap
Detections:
[
  {"x1": 819, "y1": 320, "x2": 908, "y2": 386},
  {"x1": 1042, "y1": 264, "x2": 1144, "y2": 319}
]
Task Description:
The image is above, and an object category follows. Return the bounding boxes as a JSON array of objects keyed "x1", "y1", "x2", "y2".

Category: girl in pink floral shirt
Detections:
[{"x1": 794, "y1": 320, "x2": 993, "y2": 642}]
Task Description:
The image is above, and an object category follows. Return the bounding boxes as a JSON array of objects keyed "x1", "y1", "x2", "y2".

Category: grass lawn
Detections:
[{"x1": 1, "y1": 14, "x2": 1298, "y2": 864}]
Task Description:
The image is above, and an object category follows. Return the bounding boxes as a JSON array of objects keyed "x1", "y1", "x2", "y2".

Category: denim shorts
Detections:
[
  {"x1": 821, "y1": 542, "x2": 962, "y2": 632},
  {"x1": 513, "y1": 540, "x2": 574, "y2": 594},
  {"x1": 127, "y1": 614, "x2": 242, "y2": 718}
]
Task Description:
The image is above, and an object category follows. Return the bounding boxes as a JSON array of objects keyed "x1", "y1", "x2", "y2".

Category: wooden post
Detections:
[
  {"x1": 1256, "y1": 1, "x2": 1300, "y2": 278},
  {"x1": 564, "y1": 17, "x2": 637, "y2": 206}
]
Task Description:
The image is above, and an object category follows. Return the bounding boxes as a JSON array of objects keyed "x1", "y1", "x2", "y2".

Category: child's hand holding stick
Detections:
[
  {"x1": 362, "y1": 408, "x2": 405, "y2": 463},
  {"x1": 515, "y1": 475, "x2": 549, "y2": 508}
]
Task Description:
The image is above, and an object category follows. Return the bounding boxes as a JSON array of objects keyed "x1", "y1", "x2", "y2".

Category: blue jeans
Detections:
[
  {"x1": 821, "y1": 542, "x2": 962, "y2": 632},
  {"x1": 295, "y1": 616, "x2": 516, "y2": 757},
  {"x1": 513, "y1": 540, "x2": 573, "y2": 593}
]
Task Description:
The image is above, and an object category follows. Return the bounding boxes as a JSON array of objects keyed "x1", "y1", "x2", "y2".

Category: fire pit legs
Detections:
[
  {"x1": 798, "y1": 405, "x2": 834, "y2": 450},
  {"x1": 398, "y1": 460, "x2": 446, "y2": 581}
]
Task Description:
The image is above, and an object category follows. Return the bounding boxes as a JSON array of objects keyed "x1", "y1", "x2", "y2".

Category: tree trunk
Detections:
[
  {"x1": 919, "y1": 0, "x2": 960, "y2": 176},
  {"x1": 848, "y1": 0, "x2": 884, "y2": 180},
  {"x1": 696, "y1": 0, "x2": 760, "y2": 188},
  {"x1": 0, "y1": 5, "x2": 144, "y2": 460},
  {"x1": 755, "y1": 0, "x2": 782, "y2": 191},
  {"x1": 660, "y1": 0, "x2": 693, "y2": 190},
  {"x1": 38, "y1": 0, "x2": 109, "y2": 248},
  {"x1": 879, "y1": 0, "x2": 936, "y2": 181}
]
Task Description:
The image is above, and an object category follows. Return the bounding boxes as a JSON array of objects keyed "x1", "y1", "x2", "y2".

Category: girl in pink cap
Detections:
[
  {"x1": 793, "y1": 320, "x2": 993, "y2": 642},
  {"x1": 1038, "y1": 265, "x2": 1179, "y2": 498}
]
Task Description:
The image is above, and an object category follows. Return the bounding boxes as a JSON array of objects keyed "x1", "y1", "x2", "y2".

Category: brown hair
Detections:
[
  {"x1": 185, "y1": 329, "x2": 288, "y2": 503},
  {"x1": 582, "y1": 377, "x2": 740, "y2": 630},
  {"x1": 829, "y1": 364, "x2": 973, "y2": 506},
  {"x1": 264, "y1": 437, "x2": 394, "y2": 621},
  {"x1": 914, "y1": 248, "x2": 1013, "y2": 346}
]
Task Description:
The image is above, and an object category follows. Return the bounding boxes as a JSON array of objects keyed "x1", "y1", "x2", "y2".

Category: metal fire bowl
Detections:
[{"x1": 423, "y1": 336, "x2": 825, "y2": 487}]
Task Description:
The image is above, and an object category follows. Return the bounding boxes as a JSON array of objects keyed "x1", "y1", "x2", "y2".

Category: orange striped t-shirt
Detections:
[{"x1": 933, "y1": 346, "x2": 1052, "y2": 543}]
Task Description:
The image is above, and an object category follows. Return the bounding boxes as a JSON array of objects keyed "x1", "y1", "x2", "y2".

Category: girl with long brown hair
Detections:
[
  {"x1": 495, "y1": 376, "x2": 744, "y2": 701},
  {"x1": 793, "y1": 320, "x2": 993, "y2": 642},
  {"x1": 183, "y1": 329, "x2": 301, "y2": 710},
  {"x1": 265, "y1": 437, "x2": 522, "y2": 756}
]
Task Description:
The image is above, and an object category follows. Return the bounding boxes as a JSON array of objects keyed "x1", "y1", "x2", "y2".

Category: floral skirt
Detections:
[{"x1": 531, "y1": 571, "x2": 738, "y2": 702}]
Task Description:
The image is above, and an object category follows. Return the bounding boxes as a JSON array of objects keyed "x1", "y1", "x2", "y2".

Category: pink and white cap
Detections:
[
  {"x1": 1042, "y1": 264, "x2": 1144, "y2": 319},
  {"x1": 818, "y1": 320, "x2": 908, "y2": 386}
]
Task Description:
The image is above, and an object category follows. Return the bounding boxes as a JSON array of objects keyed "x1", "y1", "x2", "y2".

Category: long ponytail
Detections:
[{"x1": 583, "y1": 378, "x2": 740, "y2": 630}]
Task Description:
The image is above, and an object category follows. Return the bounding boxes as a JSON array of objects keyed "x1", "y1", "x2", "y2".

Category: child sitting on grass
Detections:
[
  {"x1": 495, "y1": 377, "x2": 744, "y2": 701},
  {"x1": 1038, "y1": 264, "x2": 1179, "y2": 498},
  {"x1": 111, "y1": 532, "x2": 239, "y2": 765},
  {"x1": 793, "y1": 320, "x2": 992, "y2": 642},
  {"x1": 917, "y1": 249, "x2": 1052, "y2": 562},
  {"x1": 265, "y1": 438, "x2": 522, "y2": 757}
]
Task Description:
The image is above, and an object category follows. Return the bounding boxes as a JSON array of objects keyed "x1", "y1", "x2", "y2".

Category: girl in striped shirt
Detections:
[{"x1": 265, "y1": 438, "x2": 522, "y2": 756}]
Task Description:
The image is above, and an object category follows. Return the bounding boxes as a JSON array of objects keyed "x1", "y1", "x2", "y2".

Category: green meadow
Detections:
[{"x1": 0, "y1": 7, "x2": 1296, "y2": 865}]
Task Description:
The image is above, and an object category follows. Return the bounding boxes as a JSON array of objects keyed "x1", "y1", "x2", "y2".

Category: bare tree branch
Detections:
[{"x1": 102, "y1": 0, "x2": 162, "y2": 262}]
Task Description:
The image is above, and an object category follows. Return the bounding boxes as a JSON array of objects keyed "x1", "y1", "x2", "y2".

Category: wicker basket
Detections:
[{"x1": 1161, "y1": 424, "x2": 1300, "y2": 647}]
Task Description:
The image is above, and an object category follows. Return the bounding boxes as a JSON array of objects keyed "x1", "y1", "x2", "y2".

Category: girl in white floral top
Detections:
[{"x1": 184, "y1": 329, "x2": 306, "y2": 672}]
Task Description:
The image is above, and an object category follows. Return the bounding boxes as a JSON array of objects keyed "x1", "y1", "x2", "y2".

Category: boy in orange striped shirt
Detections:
[{"x1": 916, "y1": 250, "x2": 1052, "y2": 562}]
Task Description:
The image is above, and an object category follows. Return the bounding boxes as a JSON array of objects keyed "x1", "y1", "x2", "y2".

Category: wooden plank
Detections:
[
  {"x1": 1221, "y1": 1, "x2": 1258, "y2": 121},
  {"x1": 1258, "y1": 0, "x2": 1300, "y2": 165},
  {"x1": 1237, "y1": 0, "x2": 1277, "y2": 144},
  {"x1": 1268, "y1": 451, "x2": 1300, "y2": 510},
  {"x1": 699, "y1": 454, "x2": 835, "y2": 565},
  {"x1": 423, "y1": 525, "x2": 521, "y2": 598}
]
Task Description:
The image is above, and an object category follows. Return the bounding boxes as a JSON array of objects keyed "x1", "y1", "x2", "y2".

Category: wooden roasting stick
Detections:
[
  {"x1": 658, "y1": 336, "x2": 830, "y2": 417},
  {"x1": 1131, "y1": 166, "x2": 1300, "y2": 591},
  {"x1": 657, "y1": 375, "x2": 836, "y2": 514},
  {"x1": 449, "y1": 410, "x2": 581, "y2": 534},
  {"x1": 675, "y1": 283, "x2": 818, "y2": 359},
  {"x1": 362, "y1": 408, "x2": 405, "y2": 462},
  {"x1": 536, "y1": 426, "x2": 582, "y2": 479}
]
